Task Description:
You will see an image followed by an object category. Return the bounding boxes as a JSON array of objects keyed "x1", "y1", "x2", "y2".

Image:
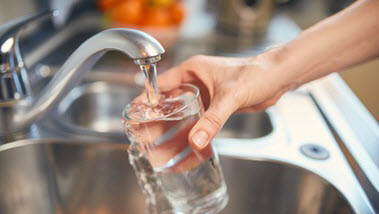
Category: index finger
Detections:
[{"x1": 157, "y1": 66, "x2": 185, "y2": 90}]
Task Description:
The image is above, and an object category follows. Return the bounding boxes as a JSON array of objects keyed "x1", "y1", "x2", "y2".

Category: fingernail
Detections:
[{"x1": 192, "y1": 130, "x2": 208, "y2": 149}]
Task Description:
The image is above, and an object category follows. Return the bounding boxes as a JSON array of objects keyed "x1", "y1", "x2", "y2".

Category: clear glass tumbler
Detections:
[{"x1": 122, "y1": 84, "x2": 228, "y2": 214}]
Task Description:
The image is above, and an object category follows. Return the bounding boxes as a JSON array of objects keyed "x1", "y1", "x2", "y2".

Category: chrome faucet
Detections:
[{"x1": 0, "y1": 11, "x2": 165, "y2": 135}]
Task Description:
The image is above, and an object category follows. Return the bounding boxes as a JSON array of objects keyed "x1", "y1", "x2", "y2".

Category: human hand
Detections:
[{"x1": 158, "y1": 53, "x2": 291, "y2": 150}]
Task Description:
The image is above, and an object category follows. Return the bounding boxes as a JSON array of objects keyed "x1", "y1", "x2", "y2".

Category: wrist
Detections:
[{"x1": 256, "y1": 45, "x2": 300, "y2": 94}]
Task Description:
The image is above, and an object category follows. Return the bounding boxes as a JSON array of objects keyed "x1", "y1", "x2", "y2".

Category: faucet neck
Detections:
[{"x1": 0, "y1": 28, "x2": 164, "y2": 135}]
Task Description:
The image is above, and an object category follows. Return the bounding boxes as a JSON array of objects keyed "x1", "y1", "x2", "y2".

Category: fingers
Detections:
[
  {"x1": 146, "y1": 121, "x2": 194, "y2": 168},
  {"x1": 157, "y1": 67, "x2": 183, "y2": 89},
  {"x1": 189, "y1": 92, "x2": 239, "y2": 150},
  {"x1": 169, "y1": 144, "x2": 214, "y2": 173},
  {"x1": 157, "y1": 55, "x2": 210, "y2": 90}
]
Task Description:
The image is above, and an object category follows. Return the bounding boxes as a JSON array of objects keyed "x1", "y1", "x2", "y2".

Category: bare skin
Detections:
[{"x1": 158, "y1": 0, "x2": 379, "y2": 150}]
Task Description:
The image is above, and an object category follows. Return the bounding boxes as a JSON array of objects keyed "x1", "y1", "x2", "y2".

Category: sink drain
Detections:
[{"x1": 300, "y1": 144, "x2": 330, "y2": 160}]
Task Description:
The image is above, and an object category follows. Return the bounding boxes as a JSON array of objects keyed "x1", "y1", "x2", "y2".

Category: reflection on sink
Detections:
[
  {"x1": 0, "y1": 140, "x2": 353, "y2": 214},
  {"x1": 57, "y1": 82, "x2": 273, "y2": 141}
]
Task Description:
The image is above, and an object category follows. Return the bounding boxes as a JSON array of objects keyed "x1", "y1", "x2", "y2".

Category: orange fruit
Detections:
[
  {"x1": 169, "y1": 2, "x2": 185, "y2": 25},
  {"x1": 139, "y1": 8, "x2": 172, "y2": 27},
  {"x1": 110, "y1": 1, "x2": 143, "y2": 25},
  {"x1": 97, "y1": 0, "x2": 122, "y2": 11},
  {"x1": 146, "y1": 0, "x2": 174, "y2": 8}
]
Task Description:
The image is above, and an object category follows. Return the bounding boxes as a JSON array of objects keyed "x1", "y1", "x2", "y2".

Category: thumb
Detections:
[{"x1": 189, "y1": 93, "x2": 239, "y2": 150}]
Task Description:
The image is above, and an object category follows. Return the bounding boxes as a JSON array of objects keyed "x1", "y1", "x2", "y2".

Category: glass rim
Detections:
[{"x1": 122, "y1": 83, "x2": 200, "y2": 123}]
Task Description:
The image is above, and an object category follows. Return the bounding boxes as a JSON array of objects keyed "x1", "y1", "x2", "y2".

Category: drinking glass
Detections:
[{"x1": 122, "y1": 84, "x2": 228, "y2": 214}]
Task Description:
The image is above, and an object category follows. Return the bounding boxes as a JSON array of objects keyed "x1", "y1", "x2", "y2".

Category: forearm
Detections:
[{"x1": 266, "y1": 0, "x2": 379, "y2": 90}]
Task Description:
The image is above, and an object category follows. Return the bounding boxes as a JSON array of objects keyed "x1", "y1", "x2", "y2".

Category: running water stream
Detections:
[{"x1": 139, "y1": 63, "x2": 160, "y2": 105}]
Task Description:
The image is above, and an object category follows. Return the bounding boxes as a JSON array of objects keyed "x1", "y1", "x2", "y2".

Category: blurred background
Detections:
[{"x1": 0, "y1": 0, "x2": 377, "y2": 121}]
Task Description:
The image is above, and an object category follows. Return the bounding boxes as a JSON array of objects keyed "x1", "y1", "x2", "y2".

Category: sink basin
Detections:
[
  {"x1": 56, "y1": 82, "x2": 273, "y2": 141},
  {"x1": 0, "y1": 140, "x2": 353, "y2": 214},
  {"x1": 221, "y1": 158, "x2": 353, "y2": 214},
  {"x1": 55, "y1": 81, "x2": 141, "y2": 140}
]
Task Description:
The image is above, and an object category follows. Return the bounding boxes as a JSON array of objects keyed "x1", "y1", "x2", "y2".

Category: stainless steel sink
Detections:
[
  {"x1": 0, "y1": 139, "x2": 353, "y2": 214},
  {"x1": 55, "y1": 82, "x2": 273, "y2": 141},
  {"x1": 55, "y1": 81, "x2": 141, "y2": 141},
  {"x1": 221, "y1": 157, "x2": 353, "y2": 214}
]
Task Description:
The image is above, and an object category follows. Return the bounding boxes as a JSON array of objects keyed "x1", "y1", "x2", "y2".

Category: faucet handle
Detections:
[
  {"x1": 0, "y1": 10, "x2": 55, "y2": 102},
  {"x1": 0, "y1": 10, "x2": 55, "y2": 45}
]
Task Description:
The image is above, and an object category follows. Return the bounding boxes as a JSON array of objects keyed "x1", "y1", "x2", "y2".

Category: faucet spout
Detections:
[{"x1": 2, "y1": 28, "x2": 164, "y2": 134}]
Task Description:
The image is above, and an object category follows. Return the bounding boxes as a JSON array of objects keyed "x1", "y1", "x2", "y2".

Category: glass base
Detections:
[{"x1": 171, "y1": 185, "x2": 228, "y2": 214}]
